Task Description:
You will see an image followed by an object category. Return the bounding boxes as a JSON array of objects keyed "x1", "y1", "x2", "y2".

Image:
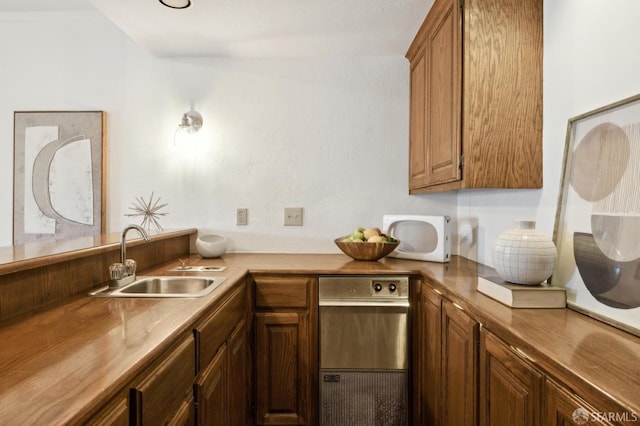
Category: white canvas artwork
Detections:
[
  {"x1": 13, "y1": 111, "x2": 104, "y2": 244},
  {"x1": 553, "y1": 94, "x2": 640, "y2": 337}
]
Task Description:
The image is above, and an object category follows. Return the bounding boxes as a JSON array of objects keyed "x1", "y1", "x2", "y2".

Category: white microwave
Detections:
[{"x1": 382, "y1": 215, "x2": 451, "y2": 263}]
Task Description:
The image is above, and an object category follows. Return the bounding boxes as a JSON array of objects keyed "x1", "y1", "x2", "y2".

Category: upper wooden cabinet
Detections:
[{"x1": 406, "y1": 0, "x2": 543, "y2": 193}]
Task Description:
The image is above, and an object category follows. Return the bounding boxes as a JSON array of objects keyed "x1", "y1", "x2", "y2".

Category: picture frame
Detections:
[
  {"x1": 13, "y1": 111, "x2": 106, "y2": 245},
  {"x1": 552, "y1": 93, "x2": 640, "y2": 337}
]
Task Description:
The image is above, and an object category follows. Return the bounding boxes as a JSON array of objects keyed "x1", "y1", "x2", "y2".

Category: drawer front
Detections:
[
  {"x1": 254, "y1": 276, "x2": 309, "y2": 309},
  {"x1": 194, "y1": 282, "x2": 247, "y2": 372},
  {"x1": 131, "y1": 334, "x2": 195, "y2": 426}
]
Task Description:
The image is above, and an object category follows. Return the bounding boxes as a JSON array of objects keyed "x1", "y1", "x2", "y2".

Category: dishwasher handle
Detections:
[{"x1": 319, "y1": 299, "x2": 410, "y2": 308}]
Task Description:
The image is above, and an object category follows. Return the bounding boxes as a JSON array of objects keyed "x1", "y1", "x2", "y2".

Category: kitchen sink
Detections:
[{"x1": 89, "y1": 276, "x2": 226, "y2": 298}]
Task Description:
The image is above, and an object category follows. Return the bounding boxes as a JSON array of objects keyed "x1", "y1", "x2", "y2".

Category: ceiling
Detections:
[{"x1": 0, "y1": 0, "x2": 432, "y2": 57}]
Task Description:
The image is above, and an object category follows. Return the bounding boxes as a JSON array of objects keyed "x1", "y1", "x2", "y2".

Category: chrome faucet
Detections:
[{"x1": 109, "y1": 224, "x2": 150, "y2": 288}]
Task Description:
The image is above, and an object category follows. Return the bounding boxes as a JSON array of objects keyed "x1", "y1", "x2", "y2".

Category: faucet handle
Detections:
[
  {"x1": 109, "y1": 263, "x2": 127, "y2": 280},
  {"x1": 178, "y1": 258, "x2": 191, "y2": 270},
  {"x1": 124, "y1": 259, "x2": 137, "y2": 276}
]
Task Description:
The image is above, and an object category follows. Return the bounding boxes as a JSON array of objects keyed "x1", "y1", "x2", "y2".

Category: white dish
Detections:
[{"x1": 196, "y1": 234, "x2": 227, "y2": 258}]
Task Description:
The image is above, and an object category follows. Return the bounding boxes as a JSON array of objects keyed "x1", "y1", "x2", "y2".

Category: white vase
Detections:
[{"x1": 492, "y1": 220, "x2": 557, "y2": 285}]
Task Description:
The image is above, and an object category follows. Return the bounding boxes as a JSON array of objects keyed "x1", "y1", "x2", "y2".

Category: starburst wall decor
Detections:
[{"x1": 125, "y1": 192, "x2": 168, "y2": 232}]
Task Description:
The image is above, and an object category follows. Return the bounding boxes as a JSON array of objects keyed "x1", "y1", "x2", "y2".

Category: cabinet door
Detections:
[
  {"x1": 130, "y1": 335, "x2": 195, "y2": 426},
  {"x1": 253, "y1": 275, "x2": 316, "y2": 426},
  {"x1": 194, "y1": 343, "x2": 229, "y2": 426},
  {"x1": 228, "y1": 319, "x2": 250, "y2": 426},
  {"x1": 424, "y1": 0, "x2": 462, "y2": 186},
  {"x1": 479, "y1": 329, "x2": 543, "y2": 426},
  {"x1": 409, "y1": 46, "x2": 428, "y2": 190},
  {"x1": 88, "y1": 392, "x2": 129, "y2": 426},
  {"x1": 545, "y1": 379, "x2": 616, "y2": 426},
  {"x1": 167, "y1": 395, "x2": 195, "y2": 426},
  {"x1": 255, "y1": 312, "x2": 310, "y2": 425},
  {"x1": 441, "y1": 300, "x2": 479, "y2": 426},
  {"x1": 418, "y1": 284, "x2": 443, "y2": 425},
  {"x1": 463, "y1": 0, "x2": 542, "y2": 189}
]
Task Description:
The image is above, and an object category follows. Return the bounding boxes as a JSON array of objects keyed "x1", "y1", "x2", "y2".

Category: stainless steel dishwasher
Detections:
[{"x1": 318, "y1": 275, "x2": 410, "y2": 426}]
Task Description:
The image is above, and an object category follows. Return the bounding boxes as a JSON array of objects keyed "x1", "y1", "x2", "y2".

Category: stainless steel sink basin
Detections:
[{"x1": 90, "y1": 276, "x2": 226, "y2": 298}]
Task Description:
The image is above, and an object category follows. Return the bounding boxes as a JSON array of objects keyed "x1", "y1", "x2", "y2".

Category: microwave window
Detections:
[{"x1": 391, "y1": 220, "x2": 438, "y2": 253}]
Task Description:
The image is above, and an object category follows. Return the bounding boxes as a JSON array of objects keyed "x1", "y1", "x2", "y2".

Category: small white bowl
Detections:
[{"x1": 196, "y1": 234, "x2": 227, "y2": 258}]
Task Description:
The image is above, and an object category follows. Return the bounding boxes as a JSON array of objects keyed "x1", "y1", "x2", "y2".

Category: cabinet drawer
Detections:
[
  {"x1": 194, "y1": 282, "x2": 246, "y2": 373},
  {"x1": 255, "y1": 276, "x2": 309, "y2": 309},
  {"x1": 130, "y1": 335, "x2": 195, "y2": 426}
]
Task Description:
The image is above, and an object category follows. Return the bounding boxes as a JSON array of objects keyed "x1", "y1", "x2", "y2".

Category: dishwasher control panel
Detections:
[
  {"x1": 319, "y1": 275, "x2": 409, "y2": 300},
  {"x1": 371, "y1": 279, "x2": 403, "y2": 297}
]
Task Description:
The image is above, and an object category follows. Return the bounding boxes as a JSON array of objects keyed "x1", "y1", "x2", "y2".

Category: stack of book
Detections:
[{"x1": 477, "y1": 274, "x2": 566, "y2": 308}]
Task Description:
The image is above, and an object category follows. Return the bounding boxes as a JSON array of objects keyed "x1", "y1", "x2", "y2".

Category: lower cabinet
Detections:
[
  {"x1": 228, "y1": 318, "x2": 251, "y2": 426},
  {"x1": 129, "y1": 335, "x2": 196, "y2": 425},
  {"x1": 479, "y1": 329, "x2": 543, "y2": 426},
  {"x1": 441, "y1": 299, "x2": 479, "y2": 426},
  {"x1": 194, "y1": 341, "x2": 229, "y2": 426},
  {"x1": 416, "y1": 282, "x2": 479, "y2": 426},
  {"x1": 416, "y1": 281, "x2": 634, "y2": 426},
  {"x1": 545, "y1": 379, "x2": 618, "y2": 426},
  {"x1": 418, "y1": 283, "x2": 442, "y2": 425},
  {"x1": 85, "y1": 278, "x2": 251, "y2": 426},
  {"x1": 194, "y1": 318, "x2": 249, "y2": 426},
  {"x1": 253, "y1": 274, "x2": 317, "y2": 426},
  {"x1": 194, "y1": 281, "x2": 251, "y2": 426},
  {"x1": 88, "y1": 391, "x2": 130, "y2": 426}
]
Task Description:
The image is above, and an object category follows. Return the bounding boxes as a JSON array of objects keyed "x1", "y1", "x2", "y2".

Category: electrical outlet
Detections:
[
  {"x1": 284, "y1": 207, "x2": 303, "y2": 226},
  {"x1": 237, "y1": 208, "x2": 248, "y2": 225}
]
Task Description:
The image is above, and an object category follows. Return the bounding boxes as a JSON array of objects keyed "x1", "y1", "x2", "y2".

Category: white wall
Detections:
[
  {"x1": 458, "y1": 0, "x2": 640, "y2": 265},
  {"x1": 3, "y1": 1, "x2": 640, "y2": 260},
  {"x1": 0, "y1": 9, "x2": 456, "y2": 253}
]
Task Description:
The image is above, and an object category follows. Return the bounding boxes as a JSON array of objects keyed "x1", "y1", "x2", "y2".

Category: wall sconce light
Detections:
[
  {"x1": 174, "y1": 110, "x2": 203, "y2": 146},
  {"x1": 159, "y1": 0, "x2": 191, "y2": 9}
]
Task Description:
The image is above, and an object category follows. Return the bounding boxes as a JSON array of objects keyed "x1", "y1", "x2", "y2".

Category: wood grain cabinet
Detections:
[
  {"x1": 414, "y1": 281, "x2": 635, "y2": 426},
  {"x1": 416, "y1": 282, "x2": 443, "y2": 425},
  {"x1": 87, "y1": 391, "x2": 130, "y2": 426},
  {"x1": 441, "y1": 299, "x2": 479, "y2": 426},
  {"x1": 195, "y1": 342, "x2": 229, "y2": 426},
  {"x1": 194, "y1": 281, "x2": 251, "y2": 426},
  {"x1": 479, "y1": 329, "x2": 543, "y2": 426},
  {"x1": 544, "y1": 379, "x2": 623, "y2": 426},
  {"x1": 415, "y1": 282, "x2": 479, "y2": 426},
  {"x1": 253, "y1": 274, "x2": 318, "y2": 426},
  {"x1": 129, "y1": 334, "x2": 196, "y2": 426},
  {"x1": 194, "y1": 317, "x2": 250, "y2": 426},
  {"x1": 406, "y1": 0, "x2": 543, "y2": 193}
]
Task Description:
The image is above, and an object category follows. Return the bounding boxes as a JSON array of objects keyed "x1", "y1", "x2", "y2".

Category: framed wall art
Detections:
[
  {"x1": 13, "y1": 111, "x2": 106, "y2": 244},
  {"x1": 552, "y1": 93, "x2": 640, "y2": 337}
]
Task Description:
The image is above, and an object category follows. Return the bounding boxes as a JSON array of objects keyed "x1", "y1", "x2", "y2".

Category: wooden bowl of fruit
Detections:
[{"x1": 334, "y1": 227, "x2": 399, "y2": 261}]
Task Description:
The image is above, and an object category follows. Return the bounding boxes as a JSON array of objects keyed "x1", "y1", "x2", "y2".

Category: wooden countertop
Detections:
[{"x1": 0, "y1": 253, "x2": 638, "y2": 424}]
